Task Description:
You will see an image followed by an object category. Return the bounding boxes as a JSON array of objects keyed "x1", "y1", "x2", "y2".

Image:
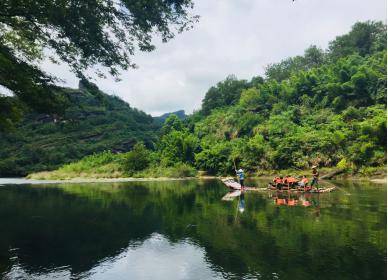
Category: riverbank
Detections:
[
  {"x1": 2, "y1": 175, "x2": 385, "y2": 186},
  {"x1": 25, "y1": 166, "x2": 386, "y2": 184},
  {"x1": 0, "y1": 177, "x2": 198, "y2": 185}
]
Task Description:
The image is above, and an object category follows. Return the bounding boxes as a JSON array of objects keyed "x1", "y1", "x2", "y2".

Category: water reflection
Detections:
[
  {"x1": 238, "y1": 193, "x2": 245, "y2": 213},
  {"x1": 272, "y1": 192, "x2": 317, "y2": 207},
  {"x1": 5, "y1": 234, "x2": 228, "y2": 280},
  {"x1": 0, "y1": 179, "x2": 386, "y2": 280},
  {"x1": 222, "y1": 190, "x2": 318, "y2": 208}
]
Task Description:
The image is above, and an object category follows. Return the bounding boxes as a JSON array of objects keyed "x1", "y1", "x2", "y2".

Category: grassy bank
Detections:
[
  {"x1": 27, "y1": 151, "x2": 197, "y2": 180},
  {"x1": 27, "y1": 150, "x2": 385, "y2": 181}
]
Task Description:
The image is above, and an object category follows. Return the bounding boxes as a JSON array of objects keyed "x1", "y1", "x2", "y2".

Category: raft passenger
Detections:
[
  {"x1": 287, "y1": 176, "x2": 298, "y2": 188},
  {"x1": 298, "y1": 175, "x2": 309, "y2": 187},
  {"x1": 277, "y1": 176, "x2": 284, "y2": 190},
  {"x1": 271, "y1": 177, "x2": 281, "y2": 189}
]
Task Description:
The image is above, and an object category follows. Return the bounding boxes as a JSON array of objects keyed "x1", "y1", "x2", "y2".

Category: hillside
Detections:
[
  {"x1": 23, "y1": 21, "x2": 388, "y2": 179},
  {"x1": 0, "y1": 81, "x2": 159, "y2": 176},
  {"x1": 187, "y1": 23, "x2": 387, "y2": 175}
]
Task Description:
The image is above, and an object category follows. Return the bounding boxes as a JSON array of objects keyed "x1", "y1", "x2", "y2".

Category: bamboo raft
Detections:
[{"x1": 221, "y1": 179, "x2": 336, "y2": 193}]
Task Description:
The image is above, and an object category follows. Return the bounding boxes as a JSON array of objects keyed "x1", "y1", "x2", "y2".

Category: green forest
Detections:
[
  {"x1": 4, "y1": 21, "x2": 388, "y2": 179},
  {"x1": 0, "y1": 80, "x2": 159, "y2": 176}
]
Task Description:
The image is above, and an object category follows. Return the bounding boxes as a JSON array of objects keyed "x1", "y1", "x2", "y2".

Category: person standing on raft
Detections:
[
  {"x1": 236, "y1": 168, "x2": 245, "y2": 189},
  {"x1": 310, "y1": 166, "x2": 319, "y2": 189}
]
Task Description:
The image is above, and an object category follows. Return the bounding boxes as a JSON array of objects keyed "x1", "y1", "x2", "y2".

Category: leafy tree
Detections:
[
  {"x1": 248, "y1": 76, "x2": 265, "y2": 87},
  {"x1": 239, "y1": 88, "x2": 262, "y2": 111},
  {"x1": 201, "y1": 75, "x2": 249, "y2": 115},
  {"x1": 0, "y1": 0, "x2": 197, "y2": 125},
  {"x1": 156, "y1": 114, "x2": 200, "y2": 166},
  {"x1": 238, "y1": 86, "x2": 277, "y2": 116},
  {"x1": 328, "y1": 21, "x2": 387, "y2": 59},
  {"x1": 158, "y1": 130, "x2": 199, "y2": 166},
  {"x1": 265, "y1": 45, "x2": 325, "y2": 82},
  {"x1": 0, "y1": 95, "x2": 23, "y2": 131},
  {"x1": 161, "y1": 114, "x2": 184, "y2": 135},
  {"x1": 195, "y1": 141, "x2": 233, "y2": 175},
  {"x1": 125, "y1": 143, "x2": 150, "y2": 173},
  {"x1": 304, "y1": 45, "x2": 326, "y2": 67},
  {"x1": 265, "y1": 21, "x2": 386, "y2": 83}
]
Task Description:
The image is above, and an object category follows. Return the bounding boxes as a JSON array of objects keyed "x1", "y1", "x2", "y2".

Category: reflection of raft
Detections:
[
  {"x1": 222, "y1": 179, "x2": 243, "y2": 190},
  {"x1": 222, "y1": 179, "x2": 267, "y2": 191},
  {"x1": 221, "y1": 179, "x2": 335, "y2": 193},
  {"x1": 221, "y1": 190, "x2": 242, "y2": 201}
]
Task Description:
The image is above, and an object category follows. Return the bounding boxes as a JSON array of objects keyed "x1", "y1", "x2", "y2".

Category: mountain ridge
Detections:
[{"x1": 154, "y1": 110, "x2": 187, "y2": 124}]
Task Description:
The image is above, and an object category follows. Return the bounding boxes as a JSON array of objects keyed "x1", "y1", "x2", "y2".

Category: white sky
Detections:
[{"x1": 42, "y1": 0, "x2": 387, "y2": 116}]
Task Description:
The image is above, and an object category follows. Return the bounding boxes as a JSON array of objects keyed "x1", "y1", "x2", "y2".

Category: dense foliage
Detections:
[
  {"x1": 140, "y1": 21, "x2": 387, "y2": 175},
  {"x1": 0, "y1": 82, "x2": 158, "y2": 176},
  {"x1": 124, "y1": 143, "x2": 151, "y2": 174}
]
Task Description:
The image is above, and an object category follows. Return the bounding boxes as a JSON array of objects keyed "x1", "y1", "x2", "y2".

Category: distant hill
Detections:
[
  {"x1": 154, "y1": 110, "x2": 187, "y2": 125},
  {"x1": 0, "y1": 81, "x2": 159, "y2": 176}
]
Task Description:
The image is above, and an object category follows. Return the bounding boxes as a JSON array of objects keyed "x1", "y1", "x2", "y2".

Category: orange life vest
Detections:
[
  {"x1": 287, "y1": 177, "x2": 297, "y2": 183},
  {"x1": 274, "y1": 177, "x2": 283, "y2": 184}
]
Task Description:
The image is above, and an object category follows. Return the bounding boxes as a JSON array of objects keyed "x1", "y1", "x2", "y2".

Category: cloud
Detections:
[{"x1": 41, "y1": 0, "x2": 387, "y2": 116}]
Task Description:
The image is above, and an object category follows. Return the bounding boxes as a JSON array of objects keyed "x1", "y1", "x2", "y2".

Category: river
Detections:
[{"x1": 0, "y1": 179, "x2": 386, "y2": 279}]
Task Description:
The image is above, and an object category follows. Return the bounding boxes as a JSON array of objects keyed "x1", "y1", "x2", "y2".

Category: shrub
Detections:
[{"x1": 124, "y1": 143, "x2": 150, "y2": 173}]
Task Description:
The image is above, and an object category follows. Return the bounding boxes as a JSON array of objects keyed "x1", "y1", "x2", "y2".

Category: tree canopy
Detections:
[
  {"x1": 0, "y1": 0, "x2": 197, "y2": 124},
  {"x1": 264, "y1": 21, "x2": 386, "y2": 84}
]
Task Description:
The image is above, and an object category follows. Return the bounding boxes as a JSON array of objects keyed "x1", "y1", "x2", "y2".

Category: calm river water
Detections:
[{"x1": 0, "y1": 179, "x2": 386, "y2": 280}]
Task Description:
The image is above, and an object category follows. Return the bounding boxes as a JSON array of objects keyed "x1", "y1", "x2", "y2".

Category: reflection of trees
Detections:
[
  {"x1": 0, "y1": 180, "x2": 386, "y2": 279},
  {"x1": 0, "y1": 180, "x2": 201, "y2": 276},
  {"x1": 206, "y1": 180, "x2": 386, "y2": 279}
]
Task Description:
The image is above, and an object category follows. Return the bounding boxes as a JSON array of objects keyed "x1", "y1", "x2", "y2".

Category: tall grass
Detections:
[
  {"x1": 27, "y1": 151, "x2": 197, "y2": 179},
  {"x1": 28, "y1": 151, "x2": 126, "y2": 179}
]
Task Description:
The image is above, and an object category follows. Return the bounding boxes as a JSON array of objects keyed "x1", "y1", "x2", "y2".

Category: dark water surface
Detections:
[{"x1": 0, "y1": 179, "x2": 386, "y2": 279}]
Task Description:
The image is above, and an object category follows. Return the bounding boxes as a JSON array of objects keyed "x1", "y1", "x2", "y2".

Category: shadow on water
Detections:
[{"x1": 0, "y1": 179, "x2": 386, "y2": 279}]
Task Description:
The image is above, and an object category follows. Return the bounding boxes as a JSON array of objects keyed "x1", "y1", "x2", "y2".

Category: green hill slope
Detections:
[
  {"x1": 141, "y1": 21, "x2": 387, "y2": 176},
  {"x1": 190, "y1": 50, "x2": 387, "y2": 174},
  {"x1": 11, "y1": 21, "x2": 388, "y2": 179},
  {"x1": 0, "y1": 81, "x2": 158, "y2": 176}
]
